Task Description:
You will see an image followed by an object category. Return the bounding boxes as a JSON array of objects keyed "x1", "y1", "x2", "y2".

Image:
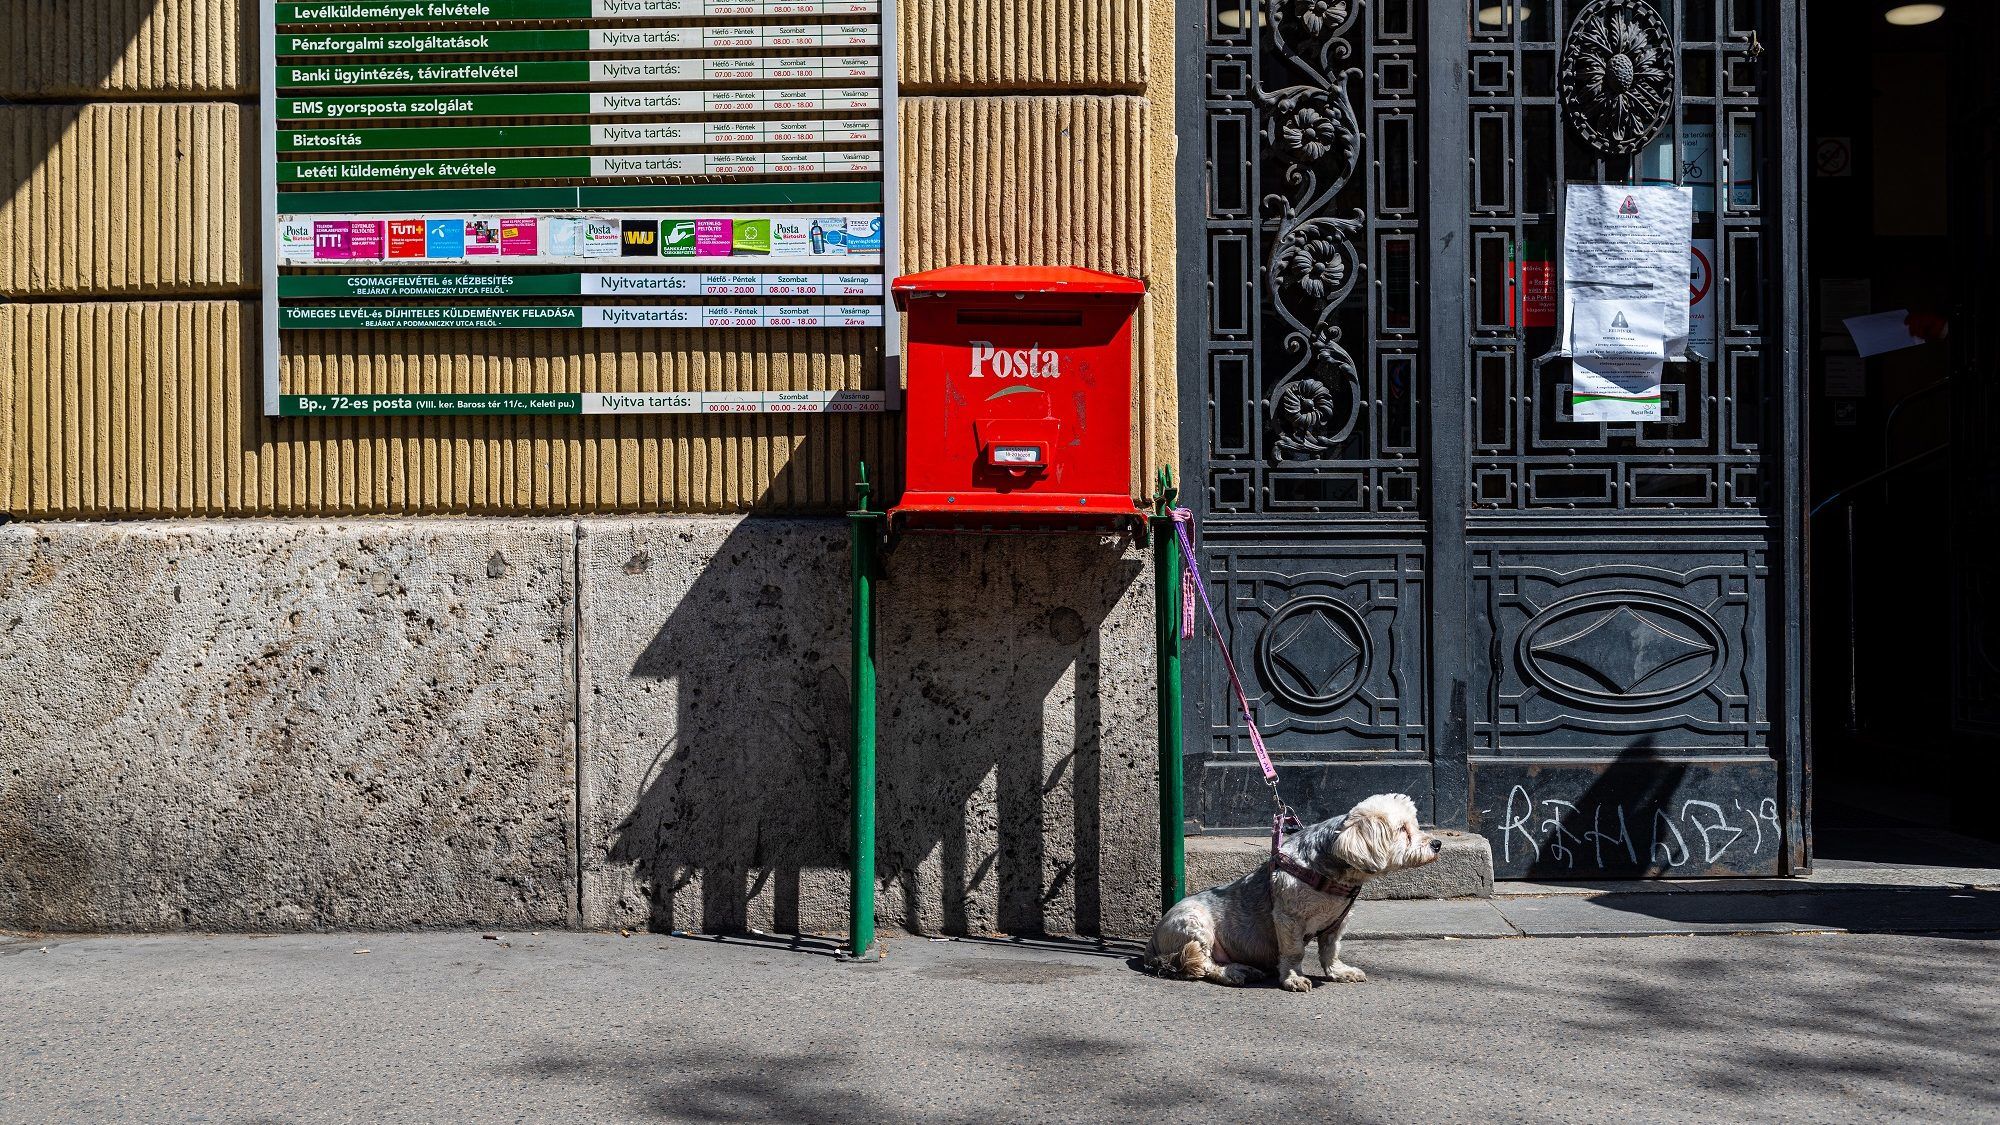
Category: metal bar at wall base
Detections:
[
  {"x1": 846, "y1": 462, "x2": 882, "y2": 962},
  {"x1": 1152, "y1": 469, "x2": 1185, "y2": 912}
]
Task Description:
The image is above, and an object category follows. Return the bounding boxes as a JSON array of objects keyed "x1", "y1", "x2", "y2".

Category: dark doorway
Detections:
[
  {"x1": 1806, "y1": 1, "x2": 2000, "y2": 852},
  {"x1": 1175, "y1": 0, "x2": 1810, "y2": 878}
]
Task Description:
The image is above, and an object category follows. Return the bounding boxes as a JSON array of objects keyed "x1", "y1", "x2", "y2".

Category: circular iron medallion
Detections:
[{"x1": 1559, "y1": 0, "x2": 1676, "y2": 156}]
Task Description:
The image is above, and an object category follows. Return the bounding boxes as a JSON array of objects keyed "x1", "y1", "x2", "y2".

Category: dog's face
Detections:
[{"x1": 1330, "y1": 793, "x2": 1441, "y2": 876}]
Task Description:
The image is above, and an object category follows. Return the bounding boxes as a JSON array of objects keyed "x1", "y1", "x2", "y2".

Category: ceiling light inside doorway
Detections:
[
  {"x1": 1215, "y1": 2, "x2": 1267, "y2": 29},
  {"x1": 1883, "y1": 3, "x2": 1944, "y2": 25},
  {"x1": 1477, "y1": 4, "x2": 1532, "y2": 26}
]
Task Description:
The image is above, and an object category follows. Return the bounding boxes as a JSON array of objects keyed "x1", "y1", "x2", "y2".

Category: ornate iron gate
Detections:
[{"x1": 1174, "y1": 0, "x2": 1807, "y2": 876}]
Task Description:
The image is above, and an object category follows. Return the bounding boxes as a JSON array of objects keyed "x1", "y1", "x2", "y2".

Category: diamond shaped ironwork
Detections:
[
  {"x1": 1269, "y1": 608, "x2": 1363, "y2": 698},
  {"x1": 1530, "y1": 605, "x2": 1715, "y2": 695}
]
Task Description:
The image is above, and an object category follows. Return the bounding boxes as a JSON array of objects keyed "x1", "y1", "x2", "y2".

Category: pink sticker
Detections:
[
  {"x1": 311, "y1": 220, "x2": 362, "y2": 260},
  {"x1": 695, "y1": 218, "x2": 733, "y2": 257},
  {"x1": 464, "y1": 218, "x2": 503, "y2": 256},
  {"x1": 346, "y1": 221, "x2": 385, "y2": 260},
  {"x1": 499, "y1": 217, "x2": 539, "y2": 256}
]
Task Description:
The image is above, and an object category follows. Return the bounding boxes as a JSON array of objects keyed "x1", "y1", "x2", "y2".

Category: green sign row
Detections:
[
  {"x1": 277, "y1": 180, "x2": 880, "y2": 212},
  {"x1": 279, "y1": 1, "x2": 597, "y2": 22},
  {"x1": 283, "y1": 305, "x2": 588, "y2": 328},
  {"x1": 280, "y1": 61, "x2": 589, "y2": 86},
  {"x1": 281, "y1": 156, "x2": 595, "y2": 183},
  {"x1": 283, "y1": 124, "x2": 584, "y2": 152},
  {"x1": 282, "y1": 29, "x2": 593, "y2": 56},
  {"x1": 280, "y1": 273, "x2": 587, "y2": 298},
  {"x1": 280, "y1": 91, "x2": 591, "y2": 119},
  {"x1": 277, "y1": 2, "x2": 878, "y2": 25},
  {"x1": 281, "y1": 393, "x2": 583, "y2": 416}
]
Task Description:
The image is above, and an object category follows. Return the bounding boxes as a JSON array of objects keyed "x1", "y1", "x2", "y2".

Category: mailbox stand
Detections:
[
  {"x1": 846, "y1": 465, "x2": 884, "y2": 963},
  {"x1": 843, "y1": 265, "x2": 1170, "y2": 958},
  {"x1": 1151, "y1": 469, "x2": 1186, "y2": 910}
]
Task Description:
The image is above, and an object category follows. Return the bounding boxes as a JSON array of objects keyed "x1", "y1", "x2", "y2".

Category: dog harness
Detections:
[{"x1": 1271, "y1": 811, "x2": 1365, "y2": 915}]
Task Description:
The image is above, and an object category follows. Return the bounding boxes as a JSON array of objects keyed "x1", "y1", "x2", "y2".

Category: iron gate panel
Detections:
[
  {"x1": 1176, "y1": 0, "x2": 1805, "y2": 871},
  {"x1": 1178, "y1": 0, "x2": 1440, "y2": 828}
]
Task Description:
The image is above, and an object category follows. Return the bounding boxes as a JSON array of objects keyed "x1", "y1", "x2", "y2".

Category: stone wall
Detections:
[{"x1": 0, "y1": 517, "x2": 1160, "y2": 937}]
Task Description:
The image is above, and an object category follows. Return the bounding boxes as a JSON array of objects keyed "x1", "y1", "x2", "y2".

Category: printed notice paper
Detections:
[
  {"x1": 1560, "y1": 184, "x2": 1695, "y2": 422},
  {"x1": 1844, "y1": 309, "x2": 1924, "y2": 358}
]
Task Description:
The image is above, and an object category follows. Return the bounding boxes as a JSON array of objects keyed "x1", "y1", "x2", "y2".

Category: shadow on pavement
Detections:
[{"x1": 516, "y1": 1034, "x2": 1297, "y2": 1123}]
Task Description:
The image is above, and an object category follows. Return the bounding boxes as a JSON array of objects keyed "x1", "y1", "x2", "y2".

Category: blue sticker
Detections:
[
  {"x1": 823, "y1": 216, "x2": 883, "y2": 254},
  {"x1": 425, "y1": 217, "x2": 465, "y2": 259}
]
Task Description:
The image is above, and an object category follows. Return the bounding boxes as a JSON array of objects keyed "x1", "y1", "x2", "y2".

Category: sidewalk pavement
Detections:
[
  {"x1": 5, "y1": 927, "x2": 1996, "y2": 1123},
  {"x1": 1351, "y1": 815, "x2": 2000, "y2": 940}
]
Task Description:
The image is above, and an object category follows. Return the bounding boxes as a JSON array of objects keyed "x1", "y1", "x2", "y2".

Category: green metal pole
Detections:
[
  {"x1": 1153, "y1": 469, "x2": 1186, "y2": 911},
  {"x1": 847, "y1": 462, "x2": 880, "y2": 961}
]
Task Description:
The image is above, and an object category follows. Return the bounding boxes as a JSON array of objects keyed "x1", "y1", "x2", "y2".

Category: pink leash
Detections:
[{"x1": 1170, "y1": 510, "x2": 1330, "y2": 883}]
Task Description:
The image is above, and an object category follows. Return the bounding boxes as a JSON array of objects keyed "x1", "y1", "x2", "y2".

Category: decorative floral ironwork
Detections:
[
  {"x1": 1272, "y1": 378, "x2": 1346, "y2": 458},
  {"x1": 1271, "y1": 223, "x2": 1353, "y2": 305},
  {"x1": 1559, "y1": 0, "x2": 1675, "y2": 156},
  {"x1": 1275, "y1": 0, "x2": 1356, "y2": 74},
  {"x1": 1256, "y1": 0, "x2": 1366, "y2": 462},
  {"x1": 1271, "y1": 90, "x2": 1350, "y2": 168}
]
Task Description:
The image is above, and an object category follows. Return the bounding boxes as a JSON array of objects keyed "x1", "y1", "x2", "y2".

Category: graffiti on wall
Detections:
[{"x1": 1492, "y1": 784, "x2": 1782, "y2": 871}]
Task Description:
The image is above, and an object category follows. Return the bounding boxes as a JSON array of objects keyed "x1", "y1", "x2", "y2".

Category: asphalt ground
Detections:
[{"x1": 3, "y1": 928, "x2": 1995, "y2": 1124}]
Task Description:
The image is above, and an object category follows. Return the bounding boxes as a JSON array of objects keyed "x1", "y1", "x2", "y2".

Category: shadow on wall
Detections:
[
  {"x1": 2, "y1": 0, "x2": 172, "y2": 195},
  {"x1": 596, "y1": 514, "x2": 1153, "y2": 939}
]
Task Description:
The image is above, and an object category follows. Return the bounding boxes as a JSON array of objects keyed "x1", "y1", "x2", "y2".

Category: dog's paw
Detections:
[
  {"x1": 1325, "y1": 962, "x2": 1367, "y2": 984},
  {"x1": 1278, "y1": 971, "x2": 1315, "y2": 992}
]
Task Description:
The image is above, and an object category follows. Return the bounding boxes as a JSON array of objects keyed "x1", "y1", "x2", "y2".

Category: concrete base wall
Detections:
[
  {"x1": 0, "y1": 521, "x2": 579, "y2": 931},
  {"x1": 0, "y1": 516, "x2": 1158, "y2": 938}
]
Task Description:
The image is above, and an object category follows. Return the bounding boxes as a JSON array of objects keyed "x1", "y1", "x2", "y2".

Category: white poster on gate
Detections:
[{"x1": 1561, "y1": 184, "x2": 1695, "y2": 421}]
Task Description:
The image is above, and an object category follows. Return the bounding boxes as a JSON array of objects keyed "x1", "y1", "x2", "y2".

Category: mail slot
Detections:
[{"x1": 890, "y1": 265, "x2": 1145, "y2": 528}]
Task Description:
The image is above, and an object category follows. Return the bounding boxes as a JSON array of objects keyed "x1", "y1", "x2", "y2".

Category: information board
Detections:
[{"x1": 260, "y1": 0, "x2": 899, "y2": 417}]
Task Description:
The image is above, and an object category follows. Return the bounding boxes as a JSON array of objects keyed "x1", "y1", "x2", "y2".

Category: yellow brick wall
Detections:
[{"x1": 0, "y1": 0, "x2": 1175, "y2": 519}]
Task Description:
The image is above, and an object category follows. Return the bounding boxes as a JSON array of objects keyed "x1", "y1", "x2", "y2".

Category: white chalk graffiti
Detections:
[{"x1": 1494, "y1": 786, "x2": 1781, "y2": 870}]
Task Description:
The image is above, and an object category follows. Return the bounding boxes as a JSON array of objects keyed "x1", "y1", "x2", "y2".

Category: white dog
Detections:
[{"x1": 1145, "y1": 793, "x2": 1441, "y2": 991}]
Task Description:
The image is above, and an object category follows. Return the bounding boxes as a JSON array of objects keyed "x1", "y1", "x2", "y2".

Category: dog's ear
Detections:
[{"x1": 1331, "y1": 810, "x2": 1393, "y2": 874}]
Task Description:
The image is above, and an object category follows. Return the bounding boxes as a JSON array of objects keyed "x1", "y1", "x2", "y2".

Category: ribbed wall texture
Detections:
[
  {"x1": 0, "y1": 7, "x2": 1177, "y2": 519},
  {"x1": 0, "y1": 0, "x2": 254, "y2": 98},
  {"x1": 1, "y1": 104, "x2": 255, "y2": 297},
  {"x1": 900, "y1": 95, "x2": 1161, "y2": 487},
  {"x1": 898, "y1": 0, "x2": 1148, "y2": 91},
  {"x1": 900, "y1": 96, "x2": 1150, "y2": 277},
  {"x1": 1, "y1": 302, "x2": 897, "y2": 518}
]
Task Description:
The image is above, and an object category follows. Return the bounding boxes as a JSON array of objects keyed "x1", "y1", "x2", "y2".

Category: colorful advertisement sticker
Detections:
[
  {"x1": 659, "y1": 219, "x2": 697, "y2": 257},
  {"x1": 464, "y1": 218, "x2": 503, "y2": 255},
  {"x1": 732, "y1": 218, "x2": 772, "y2": 255},
  {"x1": 386, "y1": 218, "x2": 427, "y2": 258},
  {"x1": 823, "y1": 216, "x2": 882, "y2": 253},
  {"x1": 694, "y1": 218, "x2": 733, "y2": 256},
  {"x1": 541, "y1": 217, "x2": 579, "y2": 258},
  {"x1": 581, "y1": 217, "x2": 621, "y2": 258},
  {"x1": 771, "y1": 216, "x2": 813, "y2": 256},
  {"x1": 620, "y1": 219, "x2": 659, "y2": 256},
  {"x1": 500, "y1": 217, "x2": 539, "y2": 256},
  {"x1": 311, "y1": 219, "x2": 383, "y2": 260},
  {"x1": 279, "y1": 219, "x2": 316, "y2": 262},
  {"x1": 424, "y1": 216, "x2": 465, "y2": 259}
]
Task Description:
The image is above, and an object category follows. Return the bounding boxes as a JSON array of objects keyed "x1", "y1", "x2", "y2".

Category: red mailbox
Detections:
[{"x1": 890, "y1": 265, "x2": 1145, "y2": 529}]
